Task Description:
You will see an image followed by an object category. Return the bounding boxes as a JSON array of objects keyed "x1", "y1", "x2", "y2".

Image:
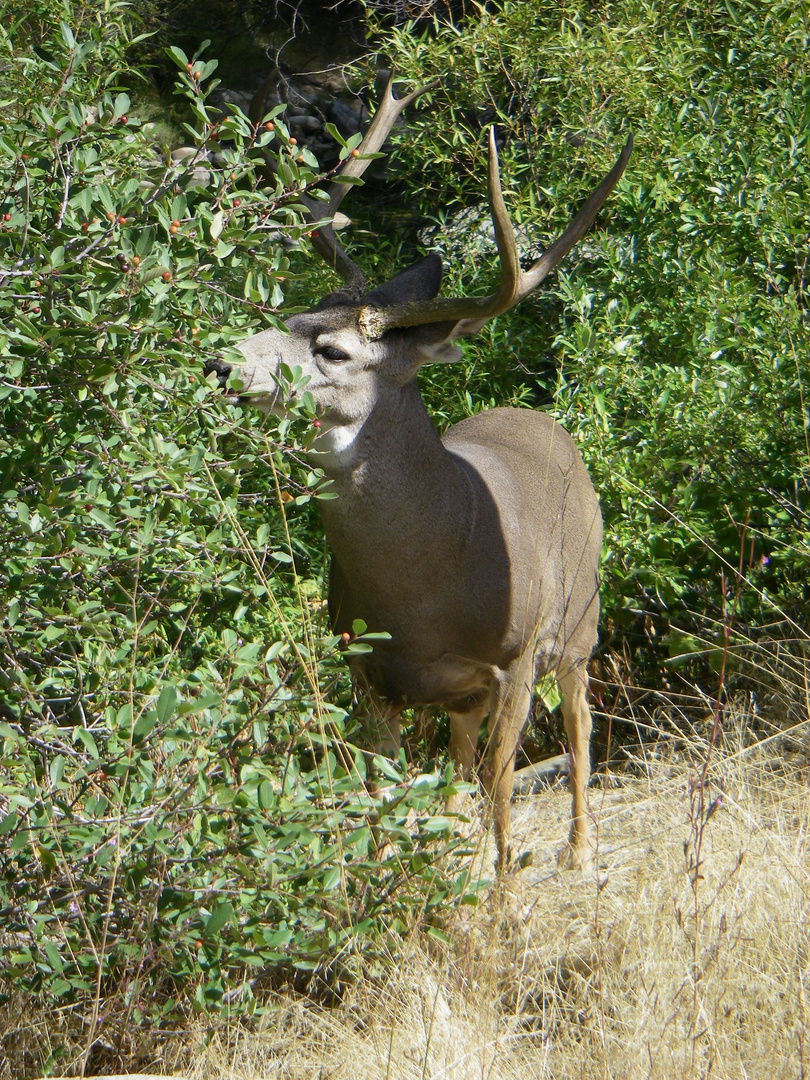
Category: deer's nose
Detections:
[{"x1": 203, "y1": 357, "x2": 232, "y2": 387}]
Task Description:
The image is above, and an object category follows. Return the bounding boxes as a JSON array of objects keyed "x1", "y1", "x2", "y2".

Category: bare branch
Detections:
[{"x1": 55, "y1": 146, "x2": 72, "y2": 230}]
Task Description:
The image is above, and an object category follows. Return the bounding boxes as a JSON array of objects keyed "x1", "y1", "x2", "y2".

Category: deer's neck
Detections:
[{"x1": 314, "y1": 379, "x2": 470, "y2": 562}]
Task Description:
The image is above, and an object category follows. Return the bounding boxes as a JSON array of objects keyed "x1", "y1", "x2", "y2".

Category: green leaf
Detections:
[
  {"x1": 49, "y1": 755, "x2": 65, "y2": 786},
  {"x1": 42, "y1": 941, "x2": 64, "y2": 973},
  {"x1": 167, "y1": 45, "x2": 189, "y2": 68},
  {"x1": 156, "y1": 685, "x2": 178, "y2": 723},
  {"x1": 59, "y1": 21, "x2": 75, "y2": 49},
  {"x1": 205, "y1": 901, "x2": 234, "y2": 936},
  {"x1": 133, "y1": 709, "x2": 157, "y2": 740}
]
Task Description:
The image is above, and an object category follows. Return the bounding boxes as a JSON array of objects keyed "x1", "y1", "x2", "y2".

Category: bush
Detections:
[
  {"x1": 369, "y1": 0, "x2": 810, "y2": 696},
  {"x1": 0, "y1": 1, "x2": 476, "y2": 1048}
]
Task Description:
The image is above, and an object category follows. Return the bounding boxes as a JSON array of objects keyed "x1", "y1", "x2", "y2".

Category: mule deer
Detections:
[{"x1": 209, "y1": 78, "x2": 631, "y2": 871}]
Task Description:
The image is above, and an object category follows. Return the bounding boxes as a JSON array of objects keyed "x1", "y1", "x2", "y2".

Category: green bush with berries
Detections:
[{"x1": 0, "y1": 0, "x2": 475, "y2": 1045}]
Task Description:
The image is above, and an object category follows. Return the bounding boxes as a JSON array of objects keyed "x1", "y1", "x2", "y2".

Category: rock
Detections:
[
  {"x1": 325, "y1": 99, "x2": 362, "y2": 137},
  {"x1": 288, "y1": 114, "x2": 322, "y2": 134},
  {"x1": 171, "y1": 146, "x2": 205, "y2": 163},
  {"x1": 208, "y1": 88, "x2": 254, "y2": 119},
  {"x1": 512, "y1": 754, "x2": 570, "y2": 795},
  {"x1": 186, "y1": 167, "x2": 212, "y2": 189}
]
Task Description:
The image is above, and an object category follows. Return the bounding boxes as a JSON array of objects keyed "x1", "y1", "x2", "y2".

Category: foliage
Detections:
[
  {"x1": 0, "y1": 0, "x2": 477, "y2": 1049},
  {"x1": 3, "y1": 0, "x2": 810, "y2": 1065},
  {"x1": 368, "y1": 0, "x2": 810, "y2": 688}
]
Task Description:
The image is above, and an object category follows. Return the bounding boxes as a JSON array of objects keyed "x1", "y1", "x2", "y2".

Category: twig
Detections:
[{"x1": 55, "y1": 144, "x2": 72, "y2": 229}]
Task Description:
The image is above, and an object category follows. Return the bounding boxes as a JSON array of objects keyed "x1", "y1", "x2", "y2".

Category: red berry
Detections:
[
  {"x1": 193, "y1": 70, "x2": 201, "y2": 79},
  {"x1": 120, "y1": 116, "x2": 128, "y2": 124},
  {"x1": 186, "y1": 62, "x2": 193, "y2": 71},
  {"x1": 264, "y1": 121, "x2": 274, "y2": 131},
  {"x1": 3, "y1": 213, "x2": 10, "y2": 221},
  {"x1": 289, "y1": 137, "x2": 297, "y2": 146},
  {"x1": 117, "y1": 215, "x2": 126, "y2": 224},
  {"x1": 312, "y1": 419, "x2": 321, "y2": 429},
  {"x1": 106, "y1": 211, "x2": 115, "y2": 220},
  {"x1": 233, "y1": 199, "x2": 241, "y2": 207},
  {"x1": 31, "y1": 305, "x2": 40, "y2": 313},
  {"x1": 81, "y1": 221, "x2": 89, "y2": 231},
  {"x1": 169, "y1": 225, "x2": 178, "y2": 234},
  {"x1": 189, "y1": 375, "x2": 195, "y2": 382},
  {"x1": 21, "y1": 153, "x2": 28, "y2": 160},
  {"x1": 162, "y1": 270, "x2": 171, "y2": 281}
]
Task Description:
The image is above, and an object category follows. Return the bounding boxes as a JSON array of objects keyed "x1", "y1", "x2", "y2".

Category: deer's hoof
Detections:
[{"x1": 557, "y1": 838, "x2": 595, "y2": 875}]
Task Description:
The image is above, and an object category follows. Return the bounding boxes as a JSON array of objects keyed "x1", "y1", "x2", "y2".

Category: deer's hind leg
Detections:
[{"x1": 557, "y1": 661, "x2": 595, "y2": 871}]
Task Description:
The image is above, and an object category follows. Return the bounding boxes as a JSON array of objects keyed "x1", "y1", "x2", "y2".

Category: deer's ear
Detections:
[
  {"x1": 411, "y1": 322, "x2": 463, "y2": 365},
  {"x1": 363, "y1": 253, "x2": 443, "y2": 308}
]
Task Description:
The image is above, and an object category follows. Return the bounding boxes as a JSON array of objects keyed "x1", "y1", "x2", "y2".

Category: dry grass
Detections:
[
  {"x1": 5, "y1": 721, "x2": 809, "y2": 1080},
  {"x1": 176, "y1": 735, "x2": 810, "y2": 1080}
]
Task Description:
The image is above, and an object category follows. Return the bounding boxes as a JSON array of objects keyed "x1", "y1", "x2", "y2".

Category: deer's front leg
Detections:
[
  {"x1": 352, "y1": 667, "x2": 402, "y2": 761},
  {"x1": 446, "y1": 703, "x2": 488, "y2": 828},
  {"x1": 482, "y1": 667, "x2": 532, "y2": 872}
]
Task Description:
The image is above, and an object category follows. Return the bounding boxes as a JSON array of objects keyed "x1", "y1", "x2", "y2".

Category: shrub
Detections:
[
  {"x1": 370, "y1": 0, "x2": 810, "y2": 696},
  {"x1": 0, "y1": 1, "x2": 475, "y2": 1048}
]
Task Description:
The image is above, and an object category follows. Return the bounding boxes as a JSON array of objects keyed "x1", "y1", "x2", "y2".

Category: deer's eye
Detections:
[{"x1": 316, "y1": 345, "x2": 350, "y2": 363}]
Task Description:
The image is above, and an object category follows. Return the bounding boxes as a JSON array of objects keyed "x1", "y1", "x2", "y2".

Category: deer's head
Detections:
[
  {"x1": 207, "y1": 77, "x2": 631, "y2": 454},
  {"x1": 219, "y1": 253, "x2": 460, "y2": 430}
]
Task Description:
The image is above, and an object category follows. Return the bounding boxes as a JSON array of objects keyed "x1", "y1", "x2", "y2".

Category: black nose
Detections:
[{"x1": 203, "y1": 357, "x2": 232, "y2": 387}]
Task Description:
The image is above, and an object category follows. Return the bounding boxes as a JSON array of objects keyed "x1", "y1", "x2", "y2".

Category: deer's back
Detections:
[{"x1": 442, "y1": 407, "x2": 602, "y2": 668}]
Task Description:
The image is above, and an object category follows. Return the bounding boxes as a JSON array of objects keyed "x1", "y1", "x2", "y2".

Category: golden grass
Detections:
[
  {"x1": 175, "y1": 737, "x2": 810, "y2": 1080},
  {"x1": 5, "y1": 731, "x2": 809, "y2": 1080}
]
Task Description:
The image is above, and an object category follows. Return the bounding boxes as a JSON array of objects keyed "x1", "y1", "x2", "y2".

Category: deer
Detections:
[{"x1": 207, "y1": 76, "x2": 632, "y2": 872}]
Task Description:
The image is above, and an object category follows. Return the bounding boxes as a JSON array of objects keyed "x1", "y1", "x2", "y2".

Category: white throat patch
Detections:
[{"x1": 312, "y1": 419, "x2": 364, "y2": 465}]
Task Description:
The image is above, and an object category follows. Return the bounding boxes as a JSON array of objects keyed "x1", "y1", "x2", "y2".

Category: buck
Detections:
[{"x1": 209, "y1": 78, "x2": 631, "y2": 871}]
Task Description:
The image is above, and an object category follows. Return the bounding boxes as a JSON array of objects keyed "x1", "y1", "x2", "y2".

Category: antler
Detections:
[
  {"x1": 359, "y1": 128, "x2": 633, "y2": 338},
  {"x1": 303, "y1": 73, "x2": 439, "y2": 299}
]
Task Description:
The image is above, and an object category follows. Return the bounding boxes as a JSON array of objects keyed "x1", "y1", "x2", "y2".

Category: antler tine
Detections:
[
  {"x1": 508, "y1": 130, "x2": 634, "y2": 304},
  {"x1": 323, "y1": 73, "x2": 440, "y2": 222},
  {"x1": 485, "y1": 126, "x2": 523, "y2": 312},
  {"x1": 360, "y1": 129, "x2": 633, "y2": 336},
  {"x1": 304, "y1": 73, "x2": 439, "y2": 298}
]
